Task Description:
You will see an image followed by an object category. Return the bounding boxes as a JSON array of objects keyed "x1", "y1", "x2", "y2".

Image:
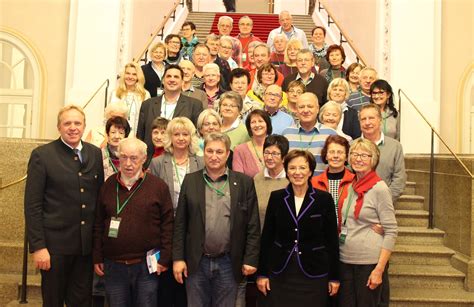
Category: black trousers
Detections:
[
  {"x1": 40, "y1": 254, "x2": 93, "y2": 307},
  {"x1": 338, "y1": 263, "x2": 383, "y2": 307},
  {"x1": 157, "y1": 269, "x2": 187, "y2": 307},
  {"x1": 223, "y1": 0, "x2": 236, "y2": 12}
]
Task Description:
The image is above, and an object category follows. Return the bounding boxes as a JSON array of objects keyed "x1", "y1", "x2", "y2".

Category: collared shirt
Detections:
[
  {"x1": 267, "y1": 25, "x2": 308, "y2": 52},
  {"x1": 263, "y1": 167, "x2": 286, "y2": 179},
  {"x1": 362, "y1": 132, "x2": 385, "y2": 146},
  {"x1": 222, "y1": 118, "x2": 241, "y2": 133},
  {"x1": 296, "y1": 72, "x2": 315, "y2": 86},
  {"x1": 116, "y1": 171, "x2": 145, "y2": 191},
  {"x1": 282, "y1": 122, "x2": 337, "y2": 175},
  {"x1": 203, "y1": 168, "x2": 231, "y2": 255},
  {"x1": 160, "y1": 95, "x2": 179, "y2": 120},
  {"x1": 61, "y1": 138, "x2": 83, "y2": 151}
]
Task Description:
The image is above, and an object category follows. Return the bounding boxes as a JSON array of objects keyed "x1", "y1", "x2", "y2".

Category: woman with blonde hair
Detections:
[
  {"x1": 142, "y1": 41, "x2": 168, "y2": 97},
  {"x1": 110, "y1": 62, "x2": 150, "y2": 134},
  {"x1": 279, "y1": 38, "x2": 303, "y2": 77},
  {"x1": 149, "y1": 117, "x2": 203, "y2": 307}
]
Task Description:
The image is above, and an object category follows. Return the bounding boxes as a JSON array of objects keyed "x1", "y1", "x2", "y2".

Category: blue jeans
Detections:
[
  {"x1": 104, "y1": 258, "x2": 159, "y2": 307},
  {"x1": 186, "y1": 254, "x2": 237, "y2": 307}
]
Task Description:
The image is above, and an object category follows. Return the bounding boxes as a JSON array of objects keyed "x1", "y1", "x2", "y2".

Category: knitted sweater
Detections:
[
  {"x1": 253, "y1": 171, "x2": 289, "y2": 229},
  {"x1": 339, "y1": 181, "x2": 397, "y2": 264},
  {"x1": 376, "y1": 136, "x2": 406, "y2": 202}
]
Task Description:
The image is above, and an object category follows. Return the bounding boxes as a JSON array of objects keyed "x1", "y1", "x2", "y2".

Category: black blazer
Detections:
[
  {"x1": 173, "y1": 169, "x2": 261, "y2": 282},
  {"x1": 142, "y1": 62, "x2": 166, "y2": 97},
  {"x1": 136, "y1": 94, "x2": 203, "y2": 159},
  {"x1": 258, "y1": 185, "x2": 339, "y2": 281},
  {"x1": 282, "y1": 72, "x2": 329, "y2": 106},
  {"x1": 342, "y1": 106, "x2": 361, "y2": 140},
  {"x1": 24, "y1": 139, "x2": 104, "y2": 255}
]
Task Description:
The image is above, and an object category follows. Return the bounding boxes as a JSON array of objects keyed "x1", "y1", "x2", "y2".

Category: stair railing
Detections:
[
  {"x1": 0, "y1": 176, "x2": 29, "y2": 304},
  {"x1": 133, "y1": 0, "x2": 185, "y2": 65},
  {"x1": 398, "y1": 89, "x2": 474, "y2": 229},
  {"x1": 82, "y1": 79, "x2": 110, "y2": 110},
  {"x1": 313, "y1": 0, "x2": 368, "y2": 66}
]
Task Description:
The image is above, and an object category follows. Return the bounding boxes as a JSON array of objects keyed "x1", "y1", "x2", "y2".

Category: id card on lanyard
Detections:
[{"x1": 340, "y1": 186, "x2": 355, "y2": 245}]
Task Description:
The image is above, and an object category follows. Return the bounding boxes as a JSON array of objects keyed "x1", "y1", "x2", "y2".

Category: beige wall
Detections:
[
  {"x1": 322, "y1": 0, "x2": 377, "y2": 67},
  {"x1": 131, "y1": 0, "x2": 178, "y2": 62},
  {"x1": 0, "y1": 0, "x2": 70, "y2": 139},
  {"x1": 440, "y1": 0, "x2": 474, "y2": 152}
]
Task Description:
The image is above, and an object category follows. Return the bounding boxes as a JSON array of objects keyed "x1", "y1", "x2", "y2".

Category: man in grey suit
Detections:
[
  {"x1": 24, "y1": 105, "x2": 104, "y2": 306},
  {"x1": 173, "y1": 132, "x2": 260, "y2": 307},
  {"x1": 137, "y1": 64, "x2": 204, "y2": 159}
]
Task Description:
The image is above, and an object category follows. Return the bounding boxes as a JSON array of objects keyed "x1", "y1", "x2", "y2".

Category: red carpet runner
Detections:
[{"x1": 210, "y1": 13, "x2": 280, "y2": 42}]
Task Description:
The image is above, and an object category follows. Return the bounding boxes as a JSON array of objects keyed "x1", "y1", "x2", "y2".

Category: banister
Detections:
[
  {"x1": 133, "y1": 1, "x2": 182, "y2": 63},
  {"x1": 398, "y1": 89, "x2": 474, "y2": 179},
  {"x1": 0, "y1": 174, "x2": 27, "y2": 189},
  {"x1": 82, "y1": 79, "x2": 110, "y2": 110},
  {"x1": 317, "y1": 0, "x2": 368, "y2": 66}
]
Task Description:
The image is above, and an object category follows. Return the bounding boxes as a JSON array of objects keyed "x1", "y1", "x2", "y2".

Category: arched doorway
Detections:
[{"x1": 0, "y1": 29, "x2": 44, "y2": 139}]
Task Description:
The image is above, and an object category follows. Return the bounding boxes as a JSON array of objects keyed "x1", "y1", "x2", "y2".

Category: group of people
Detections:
[{"x1": 24, "y1": 9, "x2": 407, "y2": 307}]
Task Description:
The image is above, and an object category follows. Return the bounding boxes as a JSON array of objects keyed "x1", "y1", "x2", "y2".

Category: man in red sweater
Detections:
[{"x1": 93, "y1": 137, "x2": 174, "y2": 306}]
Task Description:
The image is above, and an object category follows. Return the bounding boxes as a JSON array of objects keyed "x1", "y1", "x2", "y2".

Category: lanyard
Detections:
[
  {"x1": 250, "y1": 140, "x2": 264, "y2": 167},
  {"x1": 343, "y1": 186, "x2": 356, "y2": 226},
  {"x1": 203, "y1": 173, "x2": 228, "y2": 197},
  {"x1": 116, "y1": 173, "x2": 147, "y2": 216},
  {"x1": 382, "y1": 110, "x2": 388, "y2": 134},
  {"x1": 105, "y1": 147, "x2": 118, "y2": 173},
  {"x1": 299, "y1": 130, "x2": 317, "y2": 150},
  {"x1": 173, "y1": 157, "x2": 188, "y2": 186}
]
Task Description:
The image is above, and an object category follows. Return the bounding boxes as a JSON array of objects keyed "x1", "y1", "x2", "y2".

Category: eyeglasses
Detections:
[
  {"x1": 265, "y1": 92, "x2": 282, "y2": 98},
  {"x1": 221, "y1": 103, "x2": 239, "y2": 109},
  {"x1": 288, "y1": 89, "x2": 303, "y2": 95},
  {"x1": 202, "y1": 122, "x2": 220, "y2": 127},
  {"x1": 263, "y1": 151, "x2": 281, "y2": 158},
  {"x1": 296, "y1": 58, "x2": 312, "y2": 63},
  {"x1": 119, "y1": 155, "x2": 141, "y2": 163},
  {"x1": 350, "y1": 152, "x2": 372, "y2": 160},
  {"x1": 169, "y1": 41, "x2": 181, "y2": 45},
  {"x1": 328, "y1": 150, "x2": 346, "y2": 156},
  {"x1": 220, "y1": 45, "x2": 233, "y2": 50},
  {"x1": 239, "y1": 23, "x2": 252, "y2": 26}
]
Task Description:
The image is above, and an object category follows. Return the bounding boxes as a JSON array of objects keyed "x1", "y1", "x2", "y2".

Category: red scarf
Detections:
[
  {"x1": 350, "y1": 170, "x2": 381, "y2": 220},
  {"x1": 153, "y1": 147, "x2": 165, "y2": 158}
]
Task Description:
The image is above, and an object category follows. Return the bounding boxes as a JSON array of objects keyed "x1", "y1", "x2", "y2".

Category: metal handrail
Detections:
[
  {"x1": 398, "y1": 89, "x2": 473, "y2": 178},
  {"x1": 316, "y1": 0, "x2": 368, "y2": 66},
  {"x1": 0, "y1": 174, "x2": 27, "y2": 189},
  {"x1": 82, "y1": 79, "x2": 110, "y2": 110},
  {"x1": 133, "y1": 1, "x2": 183, "y2": 64},
  {"x1": 398, "y1": 89, "x2": 473, "y2": 229}
]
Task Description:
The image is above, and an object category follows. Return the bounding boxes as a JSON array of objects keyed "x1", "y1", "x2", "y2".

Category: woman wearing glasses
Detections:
[
  {"x1": 370, "y1": 79, "x2": 399, "y2": 140},
  {"x1": 257, "y1": 150, "x2": 340, "y2": 307},
  {"x1": 337, "y1": 138, "x2": 397, "y2": 307},
  {"x1": 233, "y1": 110, "x2": 272, "y2": 178},
  {"x1": 219, "y1": 91, "x2": 250, "y2": 150}
]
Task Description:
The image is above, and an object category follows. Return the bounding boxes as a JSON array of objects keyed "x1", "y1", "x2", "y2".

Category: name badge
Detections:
[
  {"x1": 108, "y1": 217, "x2": 121, "y2": 238},
  {"x1": 242, "y1": 53, "x2": 247, "y2": 62},
  {"x1": 339, "y1": 226, "x2": 348, "y2": 245}
]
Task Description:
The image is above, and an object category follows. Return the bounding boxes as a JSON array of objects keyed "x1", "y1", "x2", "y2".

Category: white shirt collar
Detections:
[
  {"x1": 362, "y1": 132, "x2": 385, "y2": 146},
  {"x1": 264, "y1": 167, "x2": 286, "y2": 179},
  {"x1": 61, "y1": 137, "x2": 83, "y2": 151}
]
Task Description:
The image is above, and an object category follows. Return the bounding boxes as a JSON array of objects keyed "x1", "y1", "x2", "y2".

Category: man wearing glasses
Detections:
[
  {"x1": 282, "y1": 49, "x2": 329, "y2": 106},
  {"x1": 263, "y1": 84, "x2": 294, "y2": 134}
]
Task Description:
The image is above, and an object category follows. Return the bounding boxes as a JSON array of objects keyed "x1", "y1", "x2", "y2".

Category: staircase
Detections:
[
  {"x1": 389, "y1": 181, "x2": 474, "y2": 306},
  {"x1": 186, "y1": 12, "x2": 316, "y2": 44},
  {"x1": 0, "y1": 139, "x2": 44, "y2": 306}
]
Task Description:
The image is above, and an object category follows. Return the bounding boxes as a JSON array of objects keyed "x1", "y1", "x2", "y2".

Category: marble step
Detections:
[
  {"x1": 389, "y1": 264, "x2": 465, "y2": 289},
  {"x1": 396, "y1": 195, "x2": 424, "y2": 210},
  {"x1": 396, "y1": 226, "x2": 445, "y2": 245},
  {"x1": 391, "y1": 287, "x2": 474, "y2": 306},
  {"x1": 395, "y1": 210, "x2": 429, "y2": 227},
  {"x1": 0, "y1": 273, "x2": 40, "y2": 307},
  {"x1": 391, "y1": 244, "x2": 455, "y2": 266}
]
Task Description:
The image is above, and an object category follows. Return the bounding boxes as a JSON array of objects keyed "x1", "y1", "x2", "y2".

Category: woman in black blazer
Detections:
[
  {"x1": 257, "y1": 150, "x2": 340, "y2": 307},
  {"x1": 141, "y1": 42, "x2": 168, "y2": 97}
]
